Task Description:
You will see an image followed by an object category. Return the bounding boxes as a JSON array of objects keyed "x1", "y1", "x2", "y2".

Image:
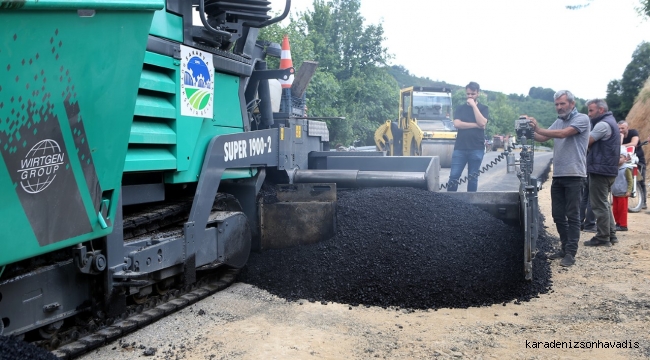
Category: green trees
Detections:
[
  {"x1": 604, "y1": 42, "x2": 650, "y2": 120},
  {"x1": 605, "y1": 79, "x2": 624, "y2": 120},
  {"x1": 303, "y1": 0, "x2": 388, "y2": 80},
  {"x1": 621, "y1": 42, "x2": 650, "y2": 114},
  {"x1": 567, "y1": 0, "x2": 650, "y2": 18},
  {"x1": 528, "y1": 87, "x2": 555, "y2": 102},
  {"x1": 257, "y1": 1, "x2": 590, "y2": 147},
  {"x1": 567, "y1": 2, "x2": 650, "y2": 120},
  {"x1": 387, "y1": 65, "x2": 456, "y2": 89},
  {"x1": 303, "y1": 0, "x2": 397, "y2": 146},
  {"x1": 261, "y1": 0, "x2": 398, "y2": 146},
  {"x1": 486, "y1": 93, "x2": 518, "y2": 137},
  {"x1": 638, "y1": 0, "x2": 650, "y2": 17}
]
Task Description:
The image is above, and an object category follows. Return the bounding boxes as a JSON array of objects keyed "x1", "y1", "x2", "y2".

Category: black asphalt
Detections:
[
  {"x1": 0, "y1": 335, "x2": 57, "y2": 360},
  {"x1": 241, "y1": 156, "x2": 555, "y2": 309}
]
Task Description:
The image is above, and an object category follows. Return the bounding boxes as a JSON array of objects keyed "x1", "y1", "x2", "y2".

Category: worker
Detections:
[
  {"x1": 583, "y1": 99, "x2": 619, "y2": 247},
  {"x1": 508, "y1": 134, "x2": 515, "y2": 150},
  {"x1": 618, "y1": 121, "x2": 646, "y2": 210},
  {"x1": 447, "y1": 81, "x2": 489, "y2": 192},
  {"x1": 527, "y1": 90, "x2": 590, "y2": 267},
  {"x1": 612, "y1": 149, "x2": 634, "y2": 232}
]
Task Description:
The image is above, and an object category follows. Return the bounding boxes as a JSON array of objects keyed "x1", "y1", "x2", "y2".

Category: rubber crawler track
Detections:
[
  {"x1": 50, "y1": 268, "x2": 239, "y2": 359},
  {"x1": 42, "y1": 193, "x2": 245, "y2": 358}
]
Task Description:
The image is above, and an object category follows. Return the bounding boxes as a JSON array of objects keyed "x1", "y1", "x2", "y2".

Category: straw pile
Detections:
[{"x1": 624, "y1": 76, "x2": 650, "y2": 164}]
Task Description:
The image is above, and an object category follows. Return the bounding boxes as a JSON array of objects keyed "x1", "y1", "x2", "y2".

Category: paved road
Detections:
[{"x1": 438, "y1": 149, "x2": 553, "y2": 192}]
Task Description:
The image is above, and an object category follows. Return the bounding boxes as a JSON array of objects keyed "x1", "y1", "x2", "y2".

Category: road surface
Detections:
[{"x1": 438, "y1": 148, "x2": 553, "y2": 192}]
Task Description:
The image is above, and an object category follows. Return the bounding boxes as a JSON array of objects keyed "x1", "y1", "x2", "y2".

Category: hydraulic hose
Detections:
[
  {"x1": 255, "y1": 0, "x2": 291, "y2": 27},
  {"x1": 198, "y1": 0, "x2": 233, "y2": 39},
  {"x1": 439, "y1": 145, "x2": 515, "y2": 190}
]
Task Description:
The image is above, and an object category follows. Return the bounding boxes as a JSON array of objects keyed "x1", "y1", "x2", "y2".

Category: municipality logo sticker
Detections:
[
  {"x1": 19, "y1": 139, "x2": 65, "y2": 194},
  {"x1": 180, "y1": 45, "x2": 214, "y2": 118}
]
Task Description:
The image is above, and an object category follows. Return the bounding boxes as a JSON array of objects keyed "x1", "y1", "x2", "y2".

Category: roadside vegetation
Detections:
[{"x1": 261, "y1": 0, "x2": 650, "y2": 148}]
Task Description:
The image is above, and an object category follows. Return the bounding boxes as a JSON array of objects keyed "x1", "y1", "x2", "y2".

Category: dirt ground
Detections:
[{"x1": 81, "y1": 169, "x2": 650, "y2": 360}]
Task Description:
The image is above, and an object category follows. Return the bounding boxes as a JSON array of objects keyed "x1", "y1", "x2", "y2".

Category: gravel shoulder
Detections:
[{"x1": 80, "y1": 167, "x2": 650, "y2": 360}]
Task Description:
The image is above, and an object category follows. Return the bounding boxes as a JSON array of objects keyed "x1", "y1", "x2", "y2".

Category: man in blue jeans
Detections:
[
  {"x1": 527, "y1": 90, "x2": 590, "y2": 267},
  {"x1": 447, "y1": 82, "x2": 489, "y2": 192}
]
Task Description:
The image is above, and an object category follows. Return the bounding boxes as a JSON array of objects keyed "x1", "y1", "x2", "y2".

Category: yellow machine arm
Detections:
[
  {"x1": 374, "y1": 121, "x2": 392, "y2": 153},
  {"x1": 374, "y1": 119, "x2": 423, "y2": 156}
]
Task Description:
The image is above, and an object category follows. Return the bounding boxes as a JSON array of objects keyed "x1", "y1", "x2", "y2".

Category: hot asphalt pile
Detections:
[
  {"x1": 240, "y1": 187, "x2": 554, "y2": 309},
  {"x1": 0, "y1": 336, "x2": 57, "y2": 360}
]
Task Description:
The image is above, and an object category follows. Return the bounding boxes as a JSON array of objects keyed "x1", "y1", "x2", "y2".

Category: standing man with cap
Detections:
[{"x1": 527, "y1": 90, "x2": 590, "y2": 267}]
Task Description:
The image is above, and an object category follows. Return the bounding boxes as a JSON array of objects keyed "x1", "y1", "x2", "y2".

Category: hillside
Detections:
[
  {"x1": 387, "y1": 65, "x2": 460, "y2": 90},
  {"x1": 387, "y1": 65, "x2": 563, "y2": 132}
]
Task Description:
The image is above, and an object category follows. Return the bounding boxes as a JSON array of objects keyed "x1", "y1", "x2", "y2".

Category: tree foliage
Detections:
[
  {"x1": 387, "y1": 65, "x2": 457, "y2": 89},
  {"x1": 256, "y1": 0, "x2": 602, "y2": 147},
  {"x1": 302, "y1": 0, "x2": 389, "y2": 81},
  {"x1": 303, "y1": 0, "x2": 397, "y2": 145},
  {"x1": 605, "y1": 79, "x2": 624, "y2": 119},
  {"x1": 528, "y1": 87, "x2": 555, "y2": 102},
  {"x1": 486, "y1": 93, "x2": 518, "y2": 137},
  {"x1": 605, "y1": 42, "x2": 650, "y2": 120},
  {"x1": 259, "y1": 0, "x2": 397, "y2": 146},
  {"x1": 566, "y1": 0, "x2": 650, "y2": 17},
  {"x1": 565, "y1": 0, "x2": 594, "y2": 10},
  {"x1": 637, "y1": 0, "x2": 650, "y2": 17},
  {"x1": 619, "y1": 42, "x2": 650, "y2": 117}
]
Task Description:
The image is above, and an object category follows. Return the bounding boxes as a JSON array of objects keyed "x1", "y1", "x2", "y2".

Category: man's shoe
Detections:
[
  {"x1": 615, "y1": 225, "x2": 628, "y2": 231},
  {"x1": 548, "y1": 251, "x2": 566, "y2": 260},
  {"x1": 560, "y1": 254, "x2": 575, "y2": 267},
  {"x1": 610, "y1": 237, "x2": 619, "y2": 244},
  {"x1": 584, "y1": 238, "x2": 612, "y2": 247},
  {"x1": 582, "y1": 227, "x2": 597, "y2": 233},
  {"x1": 642, "y1": 204, "x2": 647, "y2": 210}
]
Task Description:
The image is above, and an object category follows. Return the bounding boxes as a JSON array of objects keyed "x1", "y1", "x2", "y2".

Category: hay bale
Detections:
[{"x1": 623, "y1": 77, "x2": 650, "y2": 164}]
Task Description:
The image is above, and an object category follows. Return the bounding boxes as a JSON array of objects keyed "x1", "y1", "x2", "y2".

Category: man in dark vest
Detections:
[{"x1": 584, "y1": 99, "x2": 620, "y2": 246}]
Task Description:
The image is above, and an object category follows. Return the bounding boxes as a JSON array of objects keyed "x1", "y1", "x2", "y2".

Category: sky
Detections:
[{"x1": 268, "y1": 0, "x2": 650, "y2": 100}]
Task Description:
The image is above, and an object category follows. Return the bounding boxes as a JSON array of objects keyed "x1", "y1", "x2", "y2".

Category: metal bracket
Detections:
[
  {"x1": 250, "y1": 67, "x2": 294, "y2": 82},
  {"x1": 42, "y1": 302, "x2": 61, "y2": 313},
  {"x1": 73, "y1": 245, "x2": 106, "y2": 275},
  {"x1": 98, "y1": 199, "x2": 111, "y2": 229}
]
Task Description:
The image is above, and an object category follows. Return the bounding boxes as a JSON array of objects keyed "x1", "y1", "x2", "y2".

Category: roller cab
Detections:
[{"x1": 375, "y1": 86, "x2": 456, "y2": 167}]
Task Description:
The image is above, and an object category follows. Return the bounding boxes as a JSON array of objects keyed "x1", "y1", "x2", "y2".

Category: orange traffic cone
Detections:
[{"x1": 279, "y1": 34, "x2": 294, "y2": 89}]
